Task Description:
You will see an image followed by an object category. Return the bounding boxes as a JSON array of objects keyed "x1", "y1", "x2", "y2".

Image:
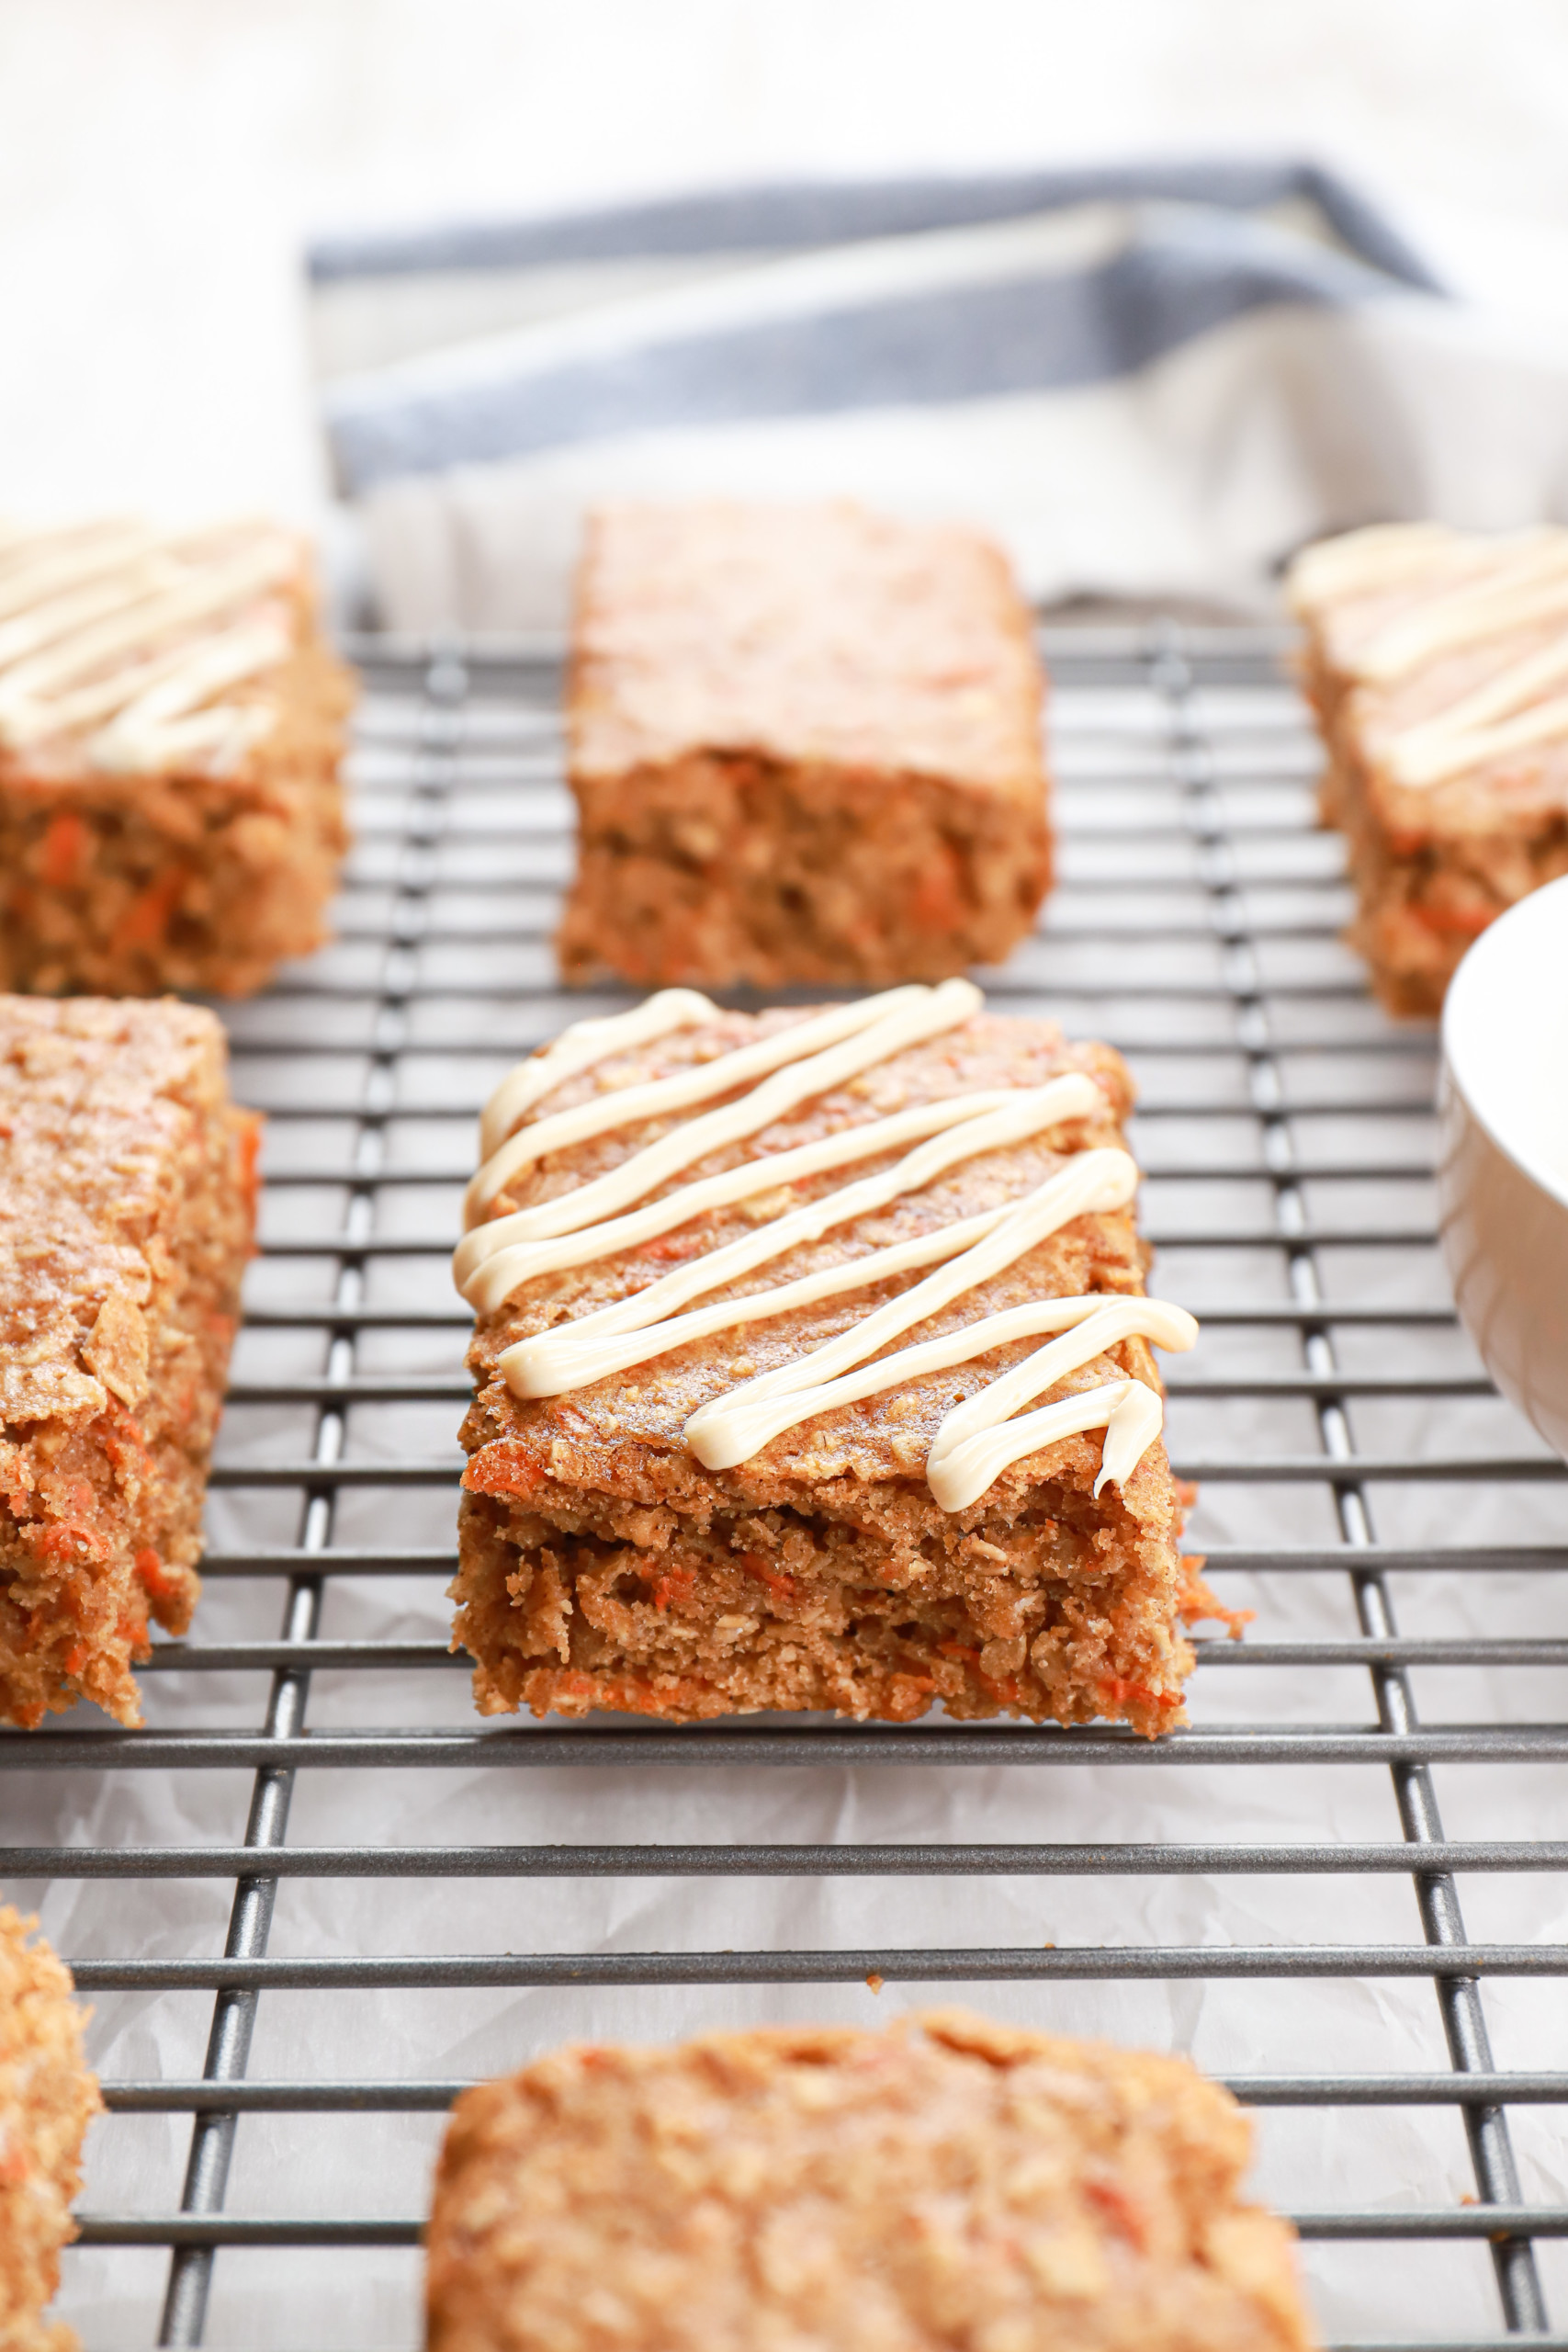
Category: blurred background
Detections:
[{"x1": 6, "y1": 0, "x2": 1568, "y2": 613}]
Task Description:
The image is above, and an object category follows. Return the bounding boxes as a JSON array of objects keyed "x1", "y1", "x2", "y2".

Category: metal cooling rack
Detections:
[{"x1": 6, "y1": 622, "x2": 1568, "y2": 2350}]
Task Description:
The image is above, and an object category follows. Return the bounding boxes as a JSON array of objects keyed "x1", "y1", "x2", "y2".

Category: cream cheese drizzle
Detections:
[
  {"x1": 483, "y1": 1077, "x2": 1101, "y2": 1340},
  {"x1": 0, "y1": 522, "x2": 158, "y2": 626},
  {"x1": 464, "y1": 984, "x2": 1195, "y2": 1508},
  {"x1": 1385, "y1": 664, "x2": 1568, "y2": 788},
  {"x1": 689, "y1": 1296, "x2": 1173, "y2": 1480},
  {"x1": 478, "y1": 989, "x2": 716, "y2": 1163},
  {"x1": 1292, "y1": 524, "x2": 1568, "y2": 788},
  {"x1": 0, "y1": 521, "x2": 299, "y2": 769},
  {"x1": 1350, "y1": 532, "x2": 1568, "y2": 684},
  {"x1": 457, "y1": 1083, "x2": 1047, "y2": 1309},
  {"x1": 463, "y1": 977, "x2": 980, "y2": 1227},
  {"x1": 681, "y1": 1148, "x2": 1147, "y2": 1462},
  {"x1": 1286, "y1": 522, "x2": 1478, "y2": 613},
  {"x1": 90, "y1": 618, "x2": 293, "y2": 772}
]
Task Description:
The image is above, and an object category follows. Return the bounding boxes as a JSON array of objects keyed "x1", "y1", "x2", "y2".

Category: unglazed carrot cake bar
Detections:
[
  {"x1": 557, "y1": 501, "x2": 1053, "y2": 989},
  {"x1": 0, "y1": 516, "x2": 354, "y2": 996},
  {"x1": 1289, "y1": 521, "x2": 1568, "y2": 1013},
  {"x1": 453, "y1": 979, "x2": 1199, "y2": 1734},
  {"x1": 0, "y1": 998, "x2": 257, "y2": 1726},
  {"x1": 0, "y1": 1906, "x2": 100, "y2": 2352},
  {"x1": 425, "y1": 2010, "x2": 1316, "y2": 2352}
]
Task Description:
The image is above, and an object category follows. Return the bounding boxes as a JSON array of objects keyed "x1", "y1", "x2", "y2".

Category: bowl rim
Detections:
[{"x1": 1440, "y1": 872, "x2": 1568, "y2": 1216}]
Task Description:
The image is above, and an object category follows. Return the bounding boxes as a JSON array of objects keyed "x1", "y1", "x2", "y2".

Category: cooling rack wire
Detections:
[{"x1": 6, "y1": 622, "x2": 1568, "y2": 2351}]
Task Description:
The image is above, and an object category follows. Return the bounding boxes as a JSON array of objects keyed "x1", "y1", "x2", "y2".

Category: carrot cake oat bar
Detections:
[
  {"x1": 0, "y1": 1905, "x2": 100, "y2": 2352},
  {"x1": 1289, "y1": 521, "x2": 1568, "y2": 1014},
  {"x1": 0, "y1": 997, "x2": 257, "y2": 1726},
  {"x1": 0, "y1": 516, "x2": 353, "y2": 997},
  {"x1": 426, "y1": 2009, "x2": 1314, "y2": 2352},
  {"x1": 452, "y1": 979, "x2": 1198, "y2": 1734},
  {"x1": 557, "y1": 501, "x2": 1052, "y2": 989}
]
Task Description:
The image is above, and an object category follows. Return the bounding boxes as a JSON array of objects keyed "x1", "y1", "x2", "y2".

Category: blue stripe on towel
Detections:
[
  {"x1": 323, "y1": 200, "x2": 1417, "y2": 492},
  {"x1": 308, "y1": 159, "x2": 1440, "y2": 294}
]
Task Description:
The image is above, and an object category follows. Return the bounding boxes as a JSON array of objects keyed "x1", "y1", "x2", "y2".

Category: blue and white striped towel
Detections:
[{"x1": 310, "y1": 161, "x2": 1568, "y2": 633}]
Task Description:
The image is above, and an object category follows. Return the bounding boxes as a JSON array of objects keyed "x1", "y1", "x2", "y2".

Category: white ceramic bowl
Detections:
[{"x1": 1437, "y1": 872, "x2": 1568, "y2": 1461}]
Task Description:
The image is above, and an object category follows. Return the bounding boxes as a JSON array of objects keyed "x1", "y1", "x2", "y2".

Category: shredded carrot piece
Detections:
[
  {"x1": 1412, "y1": 900, "x2": 1494, "y2": 938},
  {"x1": 110, "y1": 865, "x2": 187, "y2": 954},
  {"x1": 39, "y1": 810, "x2": 87, "y2": 887},
  {"x1": 135, "y1": 1547, "x2": 176, "y2": 1604},
  {"x1": 1100, "y1": 1676, "x2": 1183, "y2": 1712},
  {"x1": 1178, "y1": 1556, "x2": 1253, "y2": 1639}
]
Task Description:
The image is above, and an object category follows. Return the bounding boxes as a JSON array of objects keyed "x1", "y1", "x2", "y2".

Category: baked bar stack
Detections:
[
  {"x1": 426, "y1": 2010, "x2": 1316, "y2": 2351},
  {"x1": 0, "y1": 517, "x2": 354, "y2": 996},
  {"x1": 1289, "y1": 521, "x2": 1568, "y2": 1013},
  {"x1": 558, "y1": 501, "x2": 1052, "y2": 988},
  {"x1": 0, "y1": 1906, "x2": 99, "y2": 2352},
  {"x1": 453, "y1": 979, "x2": 1198, "y2": 1735},
  {"x1": 0, "y1": 998, "x2": 257, "y2": 1726}
]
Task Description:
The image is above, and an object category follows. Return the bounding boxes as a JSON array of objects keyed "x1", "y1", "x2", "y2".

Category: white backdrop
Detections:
[{"x1": 6, "y1": 0, "x2": 1568, "y2": 525}]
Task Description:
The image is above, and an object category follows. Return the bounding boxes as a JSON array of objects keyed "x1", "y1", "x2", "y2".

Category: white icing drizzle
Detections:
[
  {"x1": 1292, "y1": 523, "x2": 1568, "y2": 786},
  {"x1": 457, "y1": 1083, "x2": 1047, "y2": 1310},
  {"x1": 920, "y1": 1296, "x2": 1195, "y2": 1508},
  {"x1": 0, "y1": 521, "x2": 299, "y2": 769},
  {"x1": 682, "y1": 1150, "x2": 1151, "y2": 1465},
  {"x1": 482, "y1": 1078, "x2": 1102, "y2": 1340},
  {"x1": 1384, "y1": 637, "x2": 1568, "y2": 788},
  {"x1": 464, "y1": 984, "x2": 1197, "y2": 1510},
  {"x1": 1393, "y1": 690, "x2": 1568, "y2": 790},
  {"x1": 1286, "y1": 522, "x2": 1477, "y2": 615},
  {"x1": 1350, "y1": 531, "x2": 1568, "y2": 684},
  {"x1": 478, "y1": 989, "x2": 716, "y2": 1163},
  {"x1": 0, "y1": 522, "x2": 157, "y2": 627},
  {"x1": 502, "y1": 1205, "x2": 1012, "y2": 1396},
  {"x1": 463, "y1": 978, "x2": 980, "y2": 1227},
  {"x1": 90, "y1": 619, "x2": 293, "y2": 772}
]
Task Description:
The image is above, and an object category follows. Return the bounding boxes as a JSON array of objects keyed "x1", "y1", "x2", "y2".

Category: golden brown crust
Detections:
[
  {"x1": 558, "y1": 503, "x2": 1052, "y2": 988},
  {"x1": 0, "y1": 545, "x2": 353, "y2": 999},
  {"x1": 0, "y1": 996, "x2": 257, "y2": 1725},
  {"x1": 425, "y1": 2009, "x2": 1316, "y2": 2352},
  {"x1": 1292, "y1": 543, "x2": 1568, "y2": 1014},
  {"x1": 456, "y1": 1007, "x2": 1193, "y2": 1735},
  {"x1": 0, "y1": 1906, "x2": 100, "y2": 2352}
]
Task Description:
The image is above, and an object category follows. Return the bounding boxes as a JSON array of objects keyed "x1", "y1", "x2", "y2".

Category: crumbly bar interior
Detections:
[
  {"x1": 0, "y1": 640, "x2": 351, "y2": 998},
  {"x1": 456, "y1": 1011, "x2": 1193, "y2": 1736},
  {"x1": 0, "y1": 1002, "x2": 257, "y2": 1726},
  {"x1": 426, "y1": 2010, "x2": 1314, "y2": 2352},
  {"x1": 558, "y1": 752, "x2": 1052, "y2": 989},
  {"x1": 0, "y1": 1905, "x2": 100, "y2": 2352}
]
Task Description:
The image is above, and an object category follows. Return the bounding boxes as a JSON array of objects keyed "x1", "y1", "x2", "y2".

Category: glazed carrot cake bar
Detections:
[
  {"x1": 1289, "y1": 521, "x2": 1568, "y2": 1013},
  {"x1": 0, "y1": 1906, "x2": 99, "y2": 2352},
  {"x1": 0, "y1": 516, "x2": 353, "y2": 996},
  {"x1": 557, "y1": 501, "x2": 1053, "y2": 989},
  {"x1": 453, "y1": 978, "x2": 1199, "y2": 1734},
  {"x1": 0, "y1": 998, "x2": 257, "y2": 1726},
  {"x1": 426, "y1": 2010, "x2": 1315, "y2": 2352}
]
